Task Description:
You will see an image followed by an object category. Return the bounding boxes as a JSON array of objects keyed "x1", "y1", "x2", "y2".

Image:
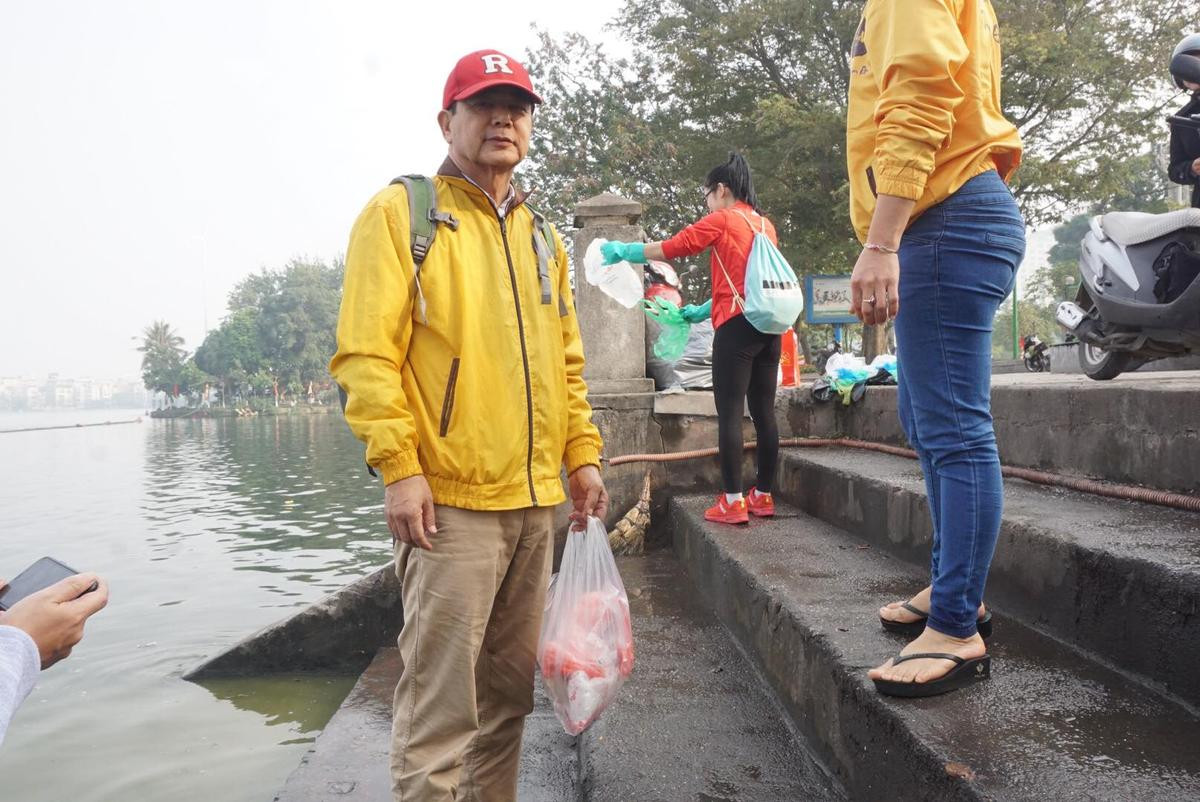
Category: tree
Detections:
[
  {"x1": 998, "y1": 0, "x2": 1197, "y2": 224},
  {"x1": 193, "y1": 258, "x2": 344, "y2": 405},
  {"x1": 257, "y1": 258, "x2": 344, "y2": 394},
  {"x1": 175, "y1": 360, "x2": 212, "y2": 397},
  {"x1": 524, "y1": 4, "x2": 863, "y2": 354},
  {"x1": 526, "y1": 0, "x2": 1196, "y2": 358},
  {"x1": 138, "y1": 320, "x2": 186, "y2": 392},
  {"x1": 994, "y1": 299, "x2": 1060, "y2": 358},
  {"x1": 194, "y1": 307, "x2": 264, "y2": 404}
]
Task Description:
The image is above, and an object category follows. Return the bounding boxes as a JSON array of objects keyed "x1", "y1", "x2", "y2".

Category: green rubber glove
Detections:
[
  {"x1": 599, "y1": 240, "x2": 647, "y2": 265},
  {"x1": 680, "y1": 299, "x2": 712, "y2": 324}
]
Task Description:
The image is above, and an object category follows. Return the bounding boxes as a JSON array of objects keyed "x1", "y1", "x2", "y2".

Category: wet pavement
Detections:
[
  {"x1": 273, "y1": 651, "x2": 576, "y2": 801},
  {"x1": 583, "y1": 553, "x2": 843, "y2": 802},
  {"x1": 274, "y1": 551, "x2": 842, "y2": 801}
]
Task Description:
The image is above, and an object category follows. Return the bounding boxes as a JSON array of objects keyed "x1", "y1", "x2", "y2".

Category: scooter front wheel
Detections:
[{"x1": 1079, "y1": 343, "x2": 1131, "y2": 380}]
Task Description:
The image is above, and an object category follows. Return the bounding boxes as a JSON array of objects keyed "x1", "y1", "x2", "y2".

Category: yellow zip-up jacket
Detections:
[
  {"x1": 330, "y1": 161, "x2": 603, "y2": 511},
  {"x1": 846, "y1": 0, "x2": 1023, "y2": 241}
]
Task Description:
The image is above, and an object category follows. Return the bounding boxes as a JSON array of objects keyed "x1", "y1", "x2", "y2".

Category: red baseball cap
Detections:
[{"x1": 442, "y1": 49, "x2": 543, "y2": 110}]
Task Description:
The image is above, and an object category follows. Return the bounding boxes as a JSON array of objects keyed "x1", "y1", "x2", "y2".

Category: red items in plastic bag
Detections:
[{"x1": 537, "y1": 516, "x2": 635, "y2": 735}]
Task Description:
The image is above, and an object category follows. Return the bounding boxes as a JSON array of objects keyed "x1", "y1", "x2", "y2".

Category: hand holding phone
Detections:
[
  {"x1": 0, "y1": 562, "x2": 108, "y2": 670},
  {"x1": 0, "y1": 558, "x2": 98, "y2": 611}
]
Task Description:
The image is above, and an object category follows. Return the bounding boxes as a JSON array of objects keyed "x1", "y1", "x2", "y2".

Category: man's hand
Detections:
[
  {"x1": 0, "y1": 573, "x2": 109, "y2": 670},
  {"x1": 385, "y1": 475, "x2": 437, "y2": 550},
  {"x1": 1191, "y1": 156, "x2": 1200, "y2": 177},
  {"x1": 850, "y1": 248, "x2": 900, "y2": 325},
  {"x1": 568, "y1": 465, "x2": 609, "y2": 529}
]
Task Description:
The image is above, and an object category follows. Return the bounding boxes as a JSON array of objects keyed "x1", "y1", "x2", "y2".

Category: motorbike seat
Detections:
[{"x1": 1099, "y1": 208, "x2": 1200, "y2": 247}]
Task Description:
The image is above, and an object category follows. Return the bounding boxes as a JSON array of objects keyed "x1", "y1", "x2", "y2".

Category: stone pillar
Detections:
[{"x1": 573, "y1": 193, "x2": 655, "y2": 396}]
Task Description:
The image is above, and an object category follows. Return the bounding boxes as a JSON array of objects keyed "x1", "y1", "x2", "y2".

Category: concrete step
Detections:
[
  {"x1": 668, "y1": 494, "x2": 1200, "y2": 802},
  {"x1": 582, "y1": 553, "x2": 842, "y2": 802},
  {"x1": 774, "y1": 447, "x2": 1200, "y2": 708}
]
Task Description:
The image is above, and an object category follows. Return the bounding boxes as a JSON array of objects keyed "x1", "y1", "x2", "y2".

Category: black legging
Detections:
[{"x1": 712, "y1": 314, "x2": 781, "y2": 494}]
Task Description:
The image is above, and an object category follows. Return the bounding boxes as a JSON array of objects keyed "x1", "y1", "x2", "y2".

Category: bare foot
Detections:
[
  {"x1": 878, "y1": 585, "x2": 987, "y2": 624},
  {"x1": 868, "y1": 626, "x2": 987, "y2": 684}
]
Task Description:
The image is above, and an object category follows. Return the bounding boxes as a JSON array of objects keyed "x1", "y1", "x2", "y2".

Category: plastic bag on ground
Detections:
[
  {"x1": 537, "y1": 517, "x2": 635, "y2": 736},
  {"x1": 868, "y1": 354, "x2": 898, "y2": 385},
  {"x1": 583, "y1": 239, "x2": 643, "y2": 308},
  {"x1": 674, "y1": 319, "x2": 715, "y2": 389},
  {"x1": 642, "y1": 297, "x2": 692, "y2": 362},
  {"x1": 824, "y1": 353, "x2": 876, "y2": 405}
]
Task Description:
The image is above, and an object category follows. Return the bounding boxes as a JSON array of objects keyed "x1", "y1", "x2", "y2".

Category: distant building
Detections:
[
  {"x1": 0, "y1": 374, "x2": 146, "y2": 410},
  {"x1": 74, "y1": 378, "x2": 116, "y2": 408}
]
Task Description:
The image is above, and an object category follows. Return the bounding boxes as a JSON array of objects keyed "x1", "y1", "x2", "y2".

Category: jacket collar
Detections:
[{"x1": 437, "y1": 156, "x2": 533, "y2": 213}]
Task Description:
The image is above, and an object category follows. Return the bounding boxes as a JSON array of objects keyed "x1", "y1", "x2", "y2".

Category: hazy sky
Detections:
[
  {"x1": 1, "y1": 1, "x2": 1055, "y2": 382},
  {"x1": 0, "y1": 0, "x2": 622, "y2": 380}
]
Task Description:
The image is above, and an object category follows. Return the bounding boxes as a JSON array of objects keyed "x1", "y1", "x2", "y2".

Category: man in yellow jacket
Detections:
[
  {"x1": 330, "y1": 49, "x2": 607, "y2": 801},
  {"x1": 845, "y1": 0, "x2": 1024, "y2": 699}
]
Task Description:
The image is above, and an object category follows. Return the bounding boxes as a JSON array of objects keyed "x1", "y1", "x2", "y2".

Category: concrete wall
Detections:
[
  {"x1": 781, "y1": 382, "x2": 1199, "y2": 494},
  {"x1": 184, "y1": 565, "x2": 403, "y2": 679},
  {"x1": 572, "y1": 193, "x2": 652, "y2": 393}
]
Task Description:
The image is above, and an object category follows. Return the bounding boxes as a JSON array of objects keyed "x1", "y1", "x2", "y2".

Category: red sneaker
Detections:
[
  {"x1": 704, "y1": 495, "x2": 749, "y2": 525},
  {"x1": 747, "y1": 488, "x2": 775, "y2": 518}
]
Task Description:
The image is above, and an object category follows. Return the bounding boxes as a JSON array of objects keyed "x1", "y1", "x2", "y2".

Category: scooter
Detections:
[
  {"x1": 1022, "y1": 334, "x2": 1050, "y2": 372},
  {"x1": 1055, "y1": 114, "x2": 1200, "y2": 380}
]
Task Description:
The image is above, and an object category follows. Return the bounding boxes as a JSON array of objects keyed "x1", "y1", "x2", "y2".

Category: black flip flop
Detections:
[
  {"x1": 872, "y1": 652, "x2": 992, "y2": 698},
  {"x1": 879, "y1": 602, "x2": 993, "y2": 639}
]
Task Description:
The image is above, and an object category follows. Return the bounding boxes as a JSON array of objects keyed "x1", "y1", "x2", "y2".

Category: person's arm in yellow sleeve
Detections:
[
  {"x1": 866, "y1": 0, "x2": 970, "y2": 200},
  {"x1": 329, "y1": 199, "x2": 423, "y2": 486},
  {"x1": 552, "y1": 230, "x2": 608, "y2": 524},
  {"x1": 331, "y1": 197, "x2": 438, "y2": 549}
]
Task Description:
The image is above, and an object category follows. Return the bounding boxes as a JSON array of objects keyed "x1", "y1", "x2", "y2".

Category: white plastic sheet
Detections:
[{"x1": 583, "y1": 239, "x2": 643, "y2": 309}]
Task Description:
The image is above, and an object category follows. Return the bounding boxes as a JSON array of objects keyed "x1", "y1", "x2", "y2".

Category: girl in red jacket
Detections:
[{"x1": 601, "y1": 153, "x2": 780, "y2": 525}]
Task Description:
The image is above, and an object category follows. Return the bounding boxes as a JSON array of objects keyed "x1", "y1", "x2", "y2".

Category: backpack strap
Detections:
[
  {"x1": 711, "y1": 248, "x2": 746, "y2": 314},
  {"x1": 528, "y1": 206, "x2": 564, "y2": 313},
  {"x1": 388, "y1": 175, "x2": 459, "y2": 323}
]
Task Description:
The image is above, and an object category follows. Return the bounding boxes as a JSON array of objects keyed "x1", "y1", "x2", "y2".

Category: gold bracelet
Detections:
[{"x1": 863, "y1": 242, "x2": 899, "y2": 255}]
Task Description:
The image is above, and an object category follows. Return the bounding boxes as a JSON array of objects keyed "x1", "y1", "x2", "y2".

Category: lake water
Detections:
[{"x1": 0, "y1": 409, "x2": 391, "y2": 801}]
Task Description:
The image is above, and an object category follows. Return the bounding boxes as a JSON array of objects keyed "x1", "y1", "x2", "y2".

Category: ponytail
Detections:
[{"x1": 704, "y1": 152, "x2": 759, "y2": 211}]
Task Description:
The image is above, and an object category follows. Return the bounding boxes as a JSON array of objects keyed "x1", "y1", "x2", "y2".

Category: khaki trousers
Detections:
[{"x1": 390, "y1": 504, "x2": 553, "y2": 802}]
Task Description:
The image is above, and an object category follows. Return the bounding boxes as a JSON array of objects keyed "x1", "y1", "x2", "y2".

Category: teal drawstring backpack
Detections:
[{"x1": 713, "y1": 210, "x2": 804, "y2": 335}]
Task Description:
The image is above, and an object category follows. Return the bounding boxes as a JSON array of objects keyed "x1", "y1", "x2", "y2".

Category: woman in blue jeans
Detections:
[{"x1": 847, "y1": 0, "x2": 1025, "y2": 696}]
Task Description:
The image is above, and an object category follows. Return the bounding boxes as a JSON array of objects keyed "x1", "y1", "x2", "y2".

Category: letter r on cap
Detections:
[{"x1": 481, "y1": 54, "x2": 514, "y2": 75}]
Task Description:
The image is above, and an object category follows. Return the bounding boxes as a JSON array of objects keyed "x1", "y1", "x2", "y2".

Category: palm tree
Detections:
[
  {"x1": 138, "y1": 320, "x2": 186, "y2": 392},
  {"x1": 139, "y1": 321, "x2": 184, "y2": 363}
]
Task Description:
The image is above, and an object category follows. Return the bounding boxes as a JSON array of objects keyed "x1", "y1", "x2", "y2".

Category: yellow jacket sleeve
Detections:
[
  {"x1": 554, "y1": 230, "x2": 603, "y2": 474},
  {"x1": 866, "y1": 0, "x2": 970, "y2": 200},
  {"x1": 329, "y1": 198, "x2": 422, "y2": 485}
]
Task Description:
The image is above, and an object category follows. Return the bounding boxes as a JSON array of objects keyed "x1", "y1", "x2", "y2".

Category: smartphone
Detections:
[{"x1": 0, "y1": 557, "x2": 97, "y2": 611}]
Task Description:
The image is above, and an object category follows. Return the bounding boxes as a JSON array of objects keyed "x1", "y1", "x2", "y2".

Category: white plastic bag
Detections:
[
  {"x1": 870, "y1": 353, "x2": 898, "y2": 377},
  {"x1": 583, "y1": 239, "x2": 644, "y2": 309},
  {"x1": 537, "y1": 516, "x2": 635, "y2": 735},
  {"x1": 824, "y1": 352, "x2": 876, "y2": 381}
]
